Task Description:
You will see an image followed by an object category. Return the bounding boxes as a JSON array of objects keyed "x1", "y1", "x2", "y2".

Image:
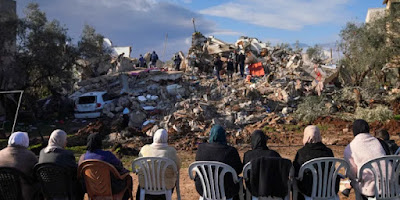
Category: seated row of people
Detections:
[
  {"x1": 195, "y1": 120, "x2": 396, "y2": 200},
  {"x1": 0, "y1": 119, "x2": 396, "y2": 200}
]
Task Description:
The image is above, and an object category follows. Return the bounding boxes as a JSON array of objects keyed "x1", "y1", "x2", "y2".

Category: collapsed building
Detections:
[{"x1": 68, "y1": 32, "x2": 343, "y2": 151}]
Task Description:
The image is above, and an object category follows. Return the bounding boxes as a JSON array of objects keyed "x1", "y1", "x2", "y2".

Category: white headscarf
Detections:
[
  {"x1": 303, "y1": 125, "x2": 322, "y2": 145},
  {"x1": 8, "y1": 132, "x2": 29, "y2": 148},
  {"x1": 151, "y1": 129, "x2": 168, "y2": 148},
  {"x1": 44, "y1": 129, "x2": 67, "y2": 153}
]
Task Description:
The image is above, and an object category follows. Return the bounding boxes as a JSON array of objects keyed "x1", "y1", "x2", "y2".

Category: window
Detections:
[
  {"x1": 78, "y1": 96, "x2": 96, "y2": 104},
  {"x1": 102, "y1": 93, "x2": 112, "y2": 101}
]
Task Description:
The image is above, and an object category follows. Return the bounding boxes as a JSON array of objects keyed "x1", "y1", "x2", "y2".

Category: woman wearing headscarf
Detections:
[
  {"x1": 136, "y1": 129, "x2": 181, "y2": 200},
  {"x1": 0, "y1": 132, "x2": 38, "y2": 200},
  {"x1": 195, "y1": 124, "x2": 243, "y2": 200},
  {"x1": 344, "y1": 119, "x2": 386, "y2": 199},
  {"x1": 243, "y1": 130, "x2": 280, "y2": 165},
  {"x1": 39, "y1": 129, "x2": 83, "y2": 199},
  {"x1": 293, "y1": 125, "x2": 335, "y2": 200},
  {"x1": 39, "y1": 129, "x2": 76, "y2": 167},
  {"x1": 79, "y1": 133, "x2": 132, "y2": 199}
]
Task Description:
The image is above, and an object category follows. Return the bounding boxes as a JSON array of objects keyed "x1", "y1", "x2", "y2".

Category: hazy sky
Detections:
[{"x1": 16, "y1": 0, "x2": 386, "y2": 60}]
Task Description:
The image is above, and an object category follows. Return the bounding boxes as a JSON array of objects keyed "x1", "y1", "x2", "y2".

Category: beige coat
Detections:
[
  {"x1": 138, "y1": 145, "x2": 181, "y2": 189},
  {"x1": 0, "y1": 146, "x2": 38, "y2": 200}
]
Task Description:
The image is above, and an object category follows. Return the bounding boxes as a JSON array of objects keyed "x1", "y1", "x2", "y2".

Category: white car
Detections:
[{"x1": 74, "y1": 92, "x2": 113, "y2": 119}]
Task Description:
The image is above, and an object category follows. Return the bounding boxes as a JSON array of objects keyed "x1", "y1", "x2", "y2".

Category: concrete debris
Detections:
[{"x1": 68, "y1": 31, "x2": 348, "y2": 151}]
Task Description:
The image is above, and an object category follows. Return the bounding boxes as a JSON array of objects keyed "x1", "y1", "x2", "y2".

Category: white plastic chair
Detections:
[
  {"x1": 243, "y1": 158, "x2": 293, "y2": 200},
  {"x1": 188, "y1": 161, "x2": 244, "y2": 200},
  {"x1": 294, "y1": 157, "x2": 349, "y2": 200},
  {"x1": 356, "y1": 155, "x2": 400, "y2": 200},
  {"x1": 132, "y1": 157, "x2": 181, "y2": 200},
  {"x1": 394, "y1": 147, "x2": 400, "y2": 155}
]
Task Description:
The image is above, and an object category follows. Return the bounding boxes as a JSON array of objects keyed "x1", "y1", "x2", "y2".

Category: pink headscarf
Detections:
[{"x1": 303, "y1": 125, "x2": 322, "y2": 145}]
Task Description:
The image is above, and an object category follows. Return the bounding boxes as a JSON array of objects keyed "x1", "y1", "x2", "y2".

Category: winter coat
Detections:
[
  {"x1": 195, "y1": 143, "x2": 243, "y2": 199},
  {"x1": 138, "y1": 144, "x2": 181, "y2": 189},
  {"x1": 0, "y1": 146, "x2": 38, "y2": 200},
  {"x1": 294, "y1": 142, "x2": 338, "y2": 198},
  {"x1": 344, "y1": 133, "x2": 387, "y2": 197}
]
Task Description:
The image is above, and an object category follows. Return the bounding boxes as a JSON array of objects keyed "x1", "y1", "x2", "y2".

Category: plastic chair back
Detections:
[
  {"x1": 358, "y1": 155, "x2": 400, "y2": 200},
  {"x1": 297, "y1": 157, "x2": 349, "y2": 200},
  {"x1": 34, "y1": 163, "x2": 74, "y2": 199},
  {"x1": 132, "y1": 157, "x2": 181, "y2": 200},
  {"x1": 188, "y1": 161, "x2": 241, "y2": 200},
  {"x1": 0, "y1": 167, "x2": 26, "y2": 200},
  {"x1": 78, "y1": 159, "x2": 132, "y2": 200},
  {"x1": 394, "y1": 148, "x2": 400, "y2": 155}
]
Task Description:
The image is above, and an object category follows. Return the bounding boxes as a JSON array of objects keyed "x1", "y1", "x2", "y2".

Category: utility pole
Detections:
[
  {"x1": 192, "y1": 18, "x2": 197, "y2": 33},
  {"x1": 162, "y1": 33, "x2": 168, "y2": 61}
]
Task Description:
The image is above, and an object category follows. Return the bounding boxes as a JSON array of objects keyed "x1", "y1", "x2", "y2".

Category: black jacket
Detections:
[
  {"x1": 214, "y1": 59, "x2": 223, "y2": 71},
  {"x1": 378, "y1": 138, "x2": 391, "y2": 155},
  {"x1": 238, "y1": 54, "x2": 245, "y2": 65},
  {"x1": 293, "y1": 142, "x2": 338, "y2": 198},
  {"x1": 195, "y1": 143, "x2": 243, "y2": 199},
  {"x1": 249, "y1": 157, "x2": 292, "y2": 198},
  {"x1": 227, "y1": 61, "x2": 234, "y2": 71},
  {"x1": 385, "y1": 140, "x2": 399, "y2": 155},
  {"x1": 39, "y1": 148, "x2": 77, "y2": 168}
]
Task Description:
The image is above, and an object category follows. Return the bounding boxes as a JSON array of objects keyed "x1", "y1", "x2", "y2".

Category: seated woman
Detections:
[
  {"x1": 243, "y1": 130, "x2": 281, "y2": 197},
  {"x1": 344, "y1": 119, "x2": 386, "y2": 199},
  {"x1": 293, "y1": 125, "x2": 336, "y2": 200},
  {"x1": 79, "y1": 133, "x2": 132, "y2": 199},
  {"x1": 39, "y1": 129, "x2": 83, "y2": 198},
  {"x1": 0, "y1": 132, "x2": 39, "y2": 200},
  {"x1": 195, "y1": 124, "x2": 243, "y2": 200},
  {"x1": 243, "y1": 130, "x2": 280, "y2": 165},
  {"x1": 136, "y1": 129, "x2": 181, "y2": 200}
]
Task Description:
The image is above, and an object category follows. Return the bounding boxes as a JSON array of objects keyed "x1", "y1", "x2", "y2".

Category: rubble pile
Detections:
[{"x1": 68, "y1": 31, "x2": 400, "y2": 151}]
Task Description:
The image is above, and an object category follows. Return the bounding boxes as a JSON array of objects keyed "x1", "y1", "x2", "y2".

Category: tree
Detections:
[
  {"x1": 0, "y1": 7, "x2": 18, "y2": 91},
  {"x1": 306, "y1": 44, "x2": 324, "y2": 61},
  {"x1": 294, "y1": 40, "x2": 303, "y2": 53},
  {"x1": 78, "y1": 24, "x2": 109, "y2": 59},
  {"x1": 77, "y1": 24, "x2": 111, "y2": 76},
  {"x1": 16, "y1": 3, "x2": 78, "y2": 103},
  {"x1": 338, "y1": 9, "x2": 400, "y2": 87}
]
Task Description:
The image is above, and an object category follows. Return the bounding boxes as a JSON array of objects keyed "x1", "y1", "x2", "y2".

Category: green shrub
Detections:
[
  {"x1": 354, "y1": 105, "x2": 393, "y2": 122},
  {"x1": 294, "y1": 96, "x2": 328, "y2": 124}
]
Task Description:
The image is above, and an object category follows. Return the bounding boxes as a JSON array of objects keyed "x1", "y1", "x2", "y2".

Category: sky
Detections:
[{"x1": 16, "y1": 0, "x2": 386, "y2": 60}]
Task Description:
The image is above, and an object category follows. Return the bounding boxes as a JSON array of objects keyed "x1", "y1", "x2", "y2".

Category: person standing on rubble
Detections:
[
  {"x1": 138, "y1": 54, "x2": 146, "y2": 68},
  {"x1": 238, "y1": 52, "x2": 246, "y2": 77},
  {"x1": 150, "y1": 51, "x2": 158, "y2": 68},
  {"x1": 214, "y1": 55, "x2": 223, "y2": 81},
  {"x1": 227, "y1": 58, "x2": 234, "y2": 82},
  {"x1": 174, "y1": 53, "x2": 182, "y2": 71},
  {"x1": 234, "y1": 50, "x2": 239, "y2": 74}
]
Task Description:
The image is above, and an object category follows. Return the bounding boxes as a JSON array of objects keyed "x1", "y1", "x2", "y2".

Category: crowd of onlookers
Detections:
[{"x1": 0, "y1": 118, "x2": 397, "y2": 199}]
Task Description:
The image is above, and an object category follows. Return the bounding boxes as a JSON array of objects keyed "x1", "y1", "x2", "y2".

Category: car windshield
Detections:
[{"x1": 78, "y1": 96, "x2": 96, "y2": 104}]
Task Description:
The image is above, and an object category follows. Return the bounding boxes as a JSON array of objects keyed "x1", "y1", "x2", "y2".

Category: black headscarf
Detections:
[
  {"x1": 352, "y1": 119, "x2": 370, "y2": 136},
  {"x1": 87, "y1": 133, "x2": 102, "y2": 152},
  {"x1": 251, "y1": 130, "x2": 269, "y2": 150}
]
